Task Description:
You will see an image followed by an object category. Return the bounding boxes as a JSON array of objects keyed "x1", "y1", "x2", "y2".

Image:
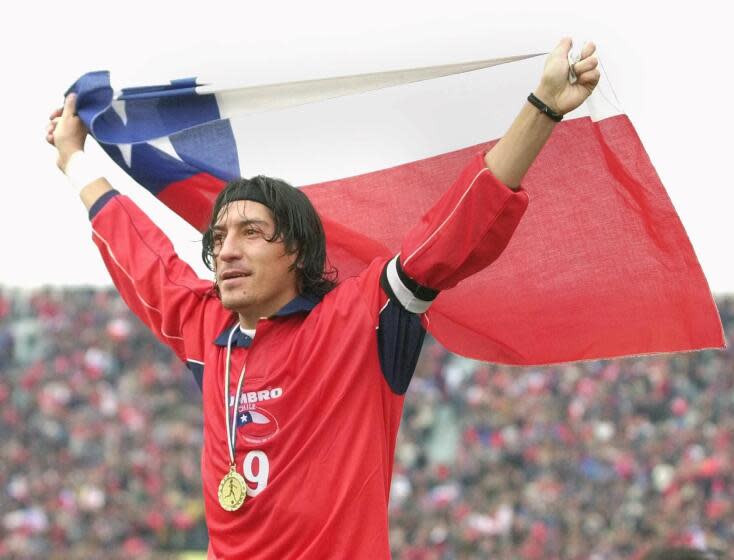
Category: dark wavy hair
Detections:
[{"x1": 202, "y1": 175, "x2": 338, "y2": 298}]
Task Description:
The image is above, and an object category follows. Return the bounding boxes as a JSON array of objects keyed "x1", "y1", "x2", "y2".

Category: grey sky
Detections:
[{"x1": 2, "y1": 0, "x2": 731, "y2": 293}]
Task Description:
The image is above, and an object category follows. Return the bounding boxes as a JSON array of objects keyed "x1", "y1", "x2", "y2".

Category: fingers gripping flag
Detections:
[{"x1": 66, "y1": 53, "x2": 724, "y2": 365}]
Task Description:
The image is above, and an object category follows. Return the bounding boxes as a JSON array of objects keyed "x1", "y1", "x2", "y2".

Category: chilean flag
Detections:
[{"x1": 65, "y1": 52, "x2": 724, "y2": 365}]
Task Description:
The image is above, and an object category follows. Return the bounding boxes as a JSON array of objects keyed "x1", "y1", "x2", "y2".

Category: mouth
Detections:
[{"x1": 219, "y1": 270, "x2": 252, "y2": 286}]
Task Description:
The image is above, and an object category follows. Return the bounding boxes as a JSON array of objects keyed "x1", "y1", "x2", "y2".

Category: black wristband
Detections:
[{"x1": 527, "y1": 93, "x2": 563, "y2": 122}]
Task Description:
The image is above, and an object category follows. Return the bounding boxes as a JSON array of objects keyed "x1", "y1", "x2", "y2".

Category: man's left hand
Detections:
[{"x1": 534, "y1": 38, "x2": 600, "y2": 116}]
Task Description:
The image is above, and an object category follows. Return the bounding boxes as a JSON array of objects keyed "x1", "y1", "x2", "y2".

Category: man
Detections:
[{"x1": 47, "y1": 38, "x2": 599, "y2": 559}]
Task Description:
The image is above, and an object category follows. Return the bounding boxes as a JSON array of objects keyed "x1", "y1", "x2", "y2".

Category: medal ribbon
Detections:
[{"x1": 225, "y1": 324, "x2": 247, "y2": 466}]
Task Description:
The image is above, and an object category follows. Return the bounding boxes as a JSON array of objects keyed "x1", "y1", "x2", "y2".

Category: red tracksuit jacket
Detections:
[{"x1": 89, "y1": 152, "x2": 528, "y2": 559}]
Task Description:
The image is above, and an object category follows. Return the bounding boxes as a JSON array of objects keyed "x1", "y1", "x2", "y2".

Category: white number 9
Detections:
[{"x1": 243, "y1": 450, "x2": 269, "y2": 497}]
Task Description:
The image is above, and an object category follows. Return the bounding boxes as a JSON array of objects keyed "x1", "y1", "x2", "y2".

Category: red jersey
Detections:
[{"x1": 88, "y1": 152, "x2": 527, "y2": 559}]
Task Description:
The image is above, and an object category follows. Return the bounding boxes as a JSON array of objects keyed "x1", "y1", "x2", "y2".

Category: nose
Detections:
[{"x1": 217, "y1": 232, "x2": 243, "y2": 263}]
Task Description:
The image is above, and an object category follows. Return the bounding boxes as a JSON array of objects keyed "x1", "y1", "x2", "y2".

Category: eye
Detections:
[
  {"x1": 212, "y1": 232, "x2": 225, "y2": 246},
  {"x1": 244, "y1": 227, "x2": 261, "y2": 238}
]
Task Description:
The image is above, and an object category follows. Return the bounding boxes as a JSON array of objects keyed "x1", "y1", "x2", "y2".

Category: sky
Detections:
[{"x1": 2, "y1": 0, "x2": 732, "y2": 293}]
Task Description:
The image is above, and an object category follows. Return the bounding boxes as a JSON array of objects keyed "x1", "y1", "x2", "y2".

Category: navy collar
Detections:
[{"x1": 214, "y1": 293, "x2": 321, "y2": 347}]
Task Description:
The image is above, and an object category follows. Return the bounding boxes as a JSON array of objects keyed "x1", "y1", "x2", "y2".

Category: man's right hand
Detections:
[{"x1": 46, "y1": 93, "x2": 88, "y2": 173}]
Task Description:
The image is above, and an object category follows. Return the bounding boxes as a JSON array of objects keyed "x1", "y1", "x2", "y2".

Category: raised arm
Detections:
[
  {"x1": 375, "y1": 39, "x2": 600, "y2": 393},
  {"x1": 394, "y1": 37, "x2": 601, "y2": 294},
  {"x1": 46, "y1": 94, "x2": 216, "y2": 377},
  {"x1": 485, "y1": 37, "x2": 599, "y2": 189}
]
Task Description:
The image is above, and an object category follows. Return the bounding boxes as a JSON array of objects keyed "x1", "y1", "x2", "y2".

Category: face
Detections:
[{"x1": 212, "y1": 200, "x2": 299, "y2": 324}]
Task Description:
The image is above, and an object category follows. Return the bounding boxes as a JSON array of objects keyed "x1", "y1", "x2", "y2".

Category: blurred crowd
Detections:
[
  {"x1": 0, "y1": 288, "x2": 206, "y2": 559},
  {"x1": 0, "y1": 287, "x2": 731, "y2": 559}
]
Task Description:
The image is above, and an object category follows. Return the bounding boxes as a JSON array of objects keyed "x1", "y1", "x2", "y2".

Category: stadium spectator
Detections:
[{"x1": 1, "y1": 289, "x2": 732, "y2": 558}]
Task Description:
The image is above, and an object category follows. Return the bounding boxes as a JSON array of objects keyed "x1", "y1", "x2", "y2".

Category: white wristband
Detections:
[{"x1": 65, "y1": 151, "x2": 105, "y2": 192}]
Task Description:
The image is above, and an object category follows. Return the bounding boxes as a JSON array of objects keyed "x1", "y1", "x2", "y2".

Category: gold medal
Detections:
[{"x1": 218, "y1": 465, "x2": 247, "y2": 511}]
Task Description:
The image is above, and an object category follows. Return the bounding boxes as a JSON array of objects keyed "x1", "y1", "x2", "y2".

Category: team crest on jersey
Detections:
[
  {"x1": 230, "y1": 387, "x2": 282, "y2": 444},
  {"x1": 237, "y1": 407, "x2": 279, "y2": 444}
]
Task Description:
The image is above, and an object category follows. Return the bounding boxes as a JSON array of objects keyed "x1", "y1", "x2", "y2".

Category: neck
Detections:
[{"x1": 238, "y1": 314, "x2": 260, "y2": 330}]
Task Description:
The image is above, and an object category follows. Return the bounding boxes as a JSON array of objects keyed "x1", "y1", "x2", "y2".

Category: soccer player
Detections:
[{"x1": 47, "y1": 38, "x2": 599, "y2": 559}]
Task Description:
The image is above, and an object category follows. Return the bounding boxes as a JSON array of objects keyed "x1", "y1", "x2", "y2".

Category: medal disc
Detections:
[{"x1": 218, "y1": 467, "x2": 247, "y2": 511}]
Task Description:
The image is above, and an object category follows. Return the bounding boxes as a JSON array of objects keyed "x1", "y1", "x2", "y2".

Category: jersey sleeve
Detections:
[
  {"x1": 385, "y1": 150, "x2": 529, "y2": 309},
  {"x1": 376, "y1": 151, "x2": 529, "y2": 393},
  {"x1": 88, "y1": 191, "x2": 216, "y2": 366}
]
